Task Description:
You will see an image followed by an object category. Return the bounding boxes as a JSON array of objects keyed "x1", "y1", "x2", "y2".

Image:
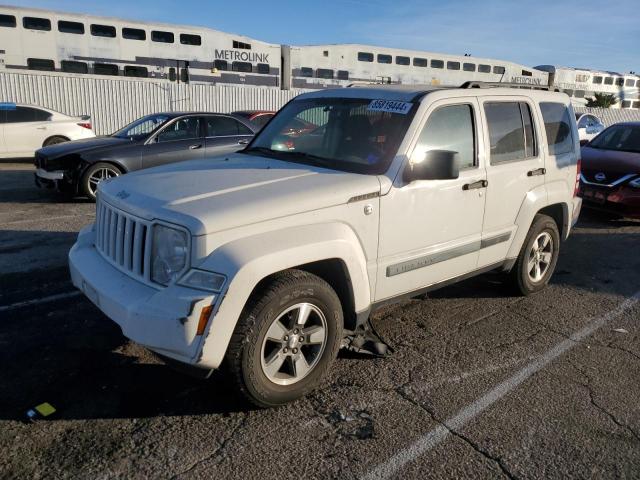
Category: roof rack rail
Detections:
[{"x1": 460, "y1": 81, "x2": 559, "y2": 92}]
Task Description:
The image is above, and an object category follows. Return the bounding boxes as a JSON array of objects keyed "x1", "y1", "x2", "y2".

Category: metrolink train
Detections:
[{"x1": 1, "y1": 5, "x2": 639, "y2": 108}]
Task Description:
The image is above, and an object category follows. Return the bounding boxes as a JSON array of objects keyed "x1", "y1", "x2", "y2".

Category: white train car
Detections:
[
  {"x1": 0, "y1": 5, "x2": 282, "y2": 87},
  {"x1": 536, "y1": 65, "x2": 640, "y2": 109},
  {"x1": 284, "y1": 44, "x2": 548, "y2": 90}
]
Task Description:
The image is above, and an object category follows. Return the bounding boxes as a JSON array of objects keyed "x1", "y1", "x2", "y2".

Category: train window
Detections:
[
  {"x1": 396, "y1": 56, "x2": 410, "y2": 66},
  {"x1": 180, "y1": 33, "x2": 201, "y2": 45},
  {"x1": 300, "y1": 67, "x2": 313, "y2": 77},
  {"x1": 27, "y1": 58, "x2": 55, "y2": 71},
  {"x1": 493, "y1": 66, "x2": 506, "y2": 74},
  {"x1": 377, "y1": 54, "x2": 392, "y2": 64},
  {"x1": 337, "y1": 70, "x2": 349, "y2": 80},
  {"x1": 124, "y1": 66, "x2": 148, "y2": 78},
  {"x1": 152, "y1": 30, "x2": 174, "y2": 43},
  {"x1": 574, "y1": 90, "x2": 585, "y2": 98},
  {"x1": 94, "y1": 63, "x2": 119, "y2": 76},
  {"x1": 521, "y1": 70, "x2": 532, "y2": 76},
  {"x1": 604, "y1": 77, "x2": 613, "y2": 85},
  {"x1": 316, "y1": 68, "x2": 334, "y2": 79},
  {"x1": 0, "y1": 14, "x2": 16, "y2": 28},
  {"x1": 625, "y1": 79, "x2": 635, "y2": 87},
  {"x1": 61, "y1": 60, "x2": 88, "y2": 74},
  {"x1": 430, "y1": 60, "x2": 444, "y2": 69},
  {"x1": 358, "y1": 52, "x2": 374, "y2": 62},
  {"x1": 232, "y1": 40, "x2": 251, "y2": 49},
  {"x1": 180, "y1": 68, "x2": 189, "y2": 83},
  {"x1": 636, "y1": 80, "x2": 640, "y2": 87},
  {"x1": 169, "y1": 67, "x2": 176, "y2": 81},
  {"x1": 621, "y1": 100, "x2": 632, "y2": 108},
  {"x1": 592, "y1": 76, "x2": 603, "y2": 84},
  {"x1": 232, "y1": 61, "x2": 252, "y2": 72},
  {"x1": 478, "y1": 64, "x2": 491, "y2": 73},
  {"x1": 463, "y1": 63, "x2": 476, "y2": 72},
  {"x1": 447, "y1": 61, "x2": 460, "y2": 70},
  {"x1": 564, "y1": 89, "x2": 573, "y2": 97},
  {"x1": 615, "y1": 77, "x2": 624, "y2": 86},
  {"x1": 122, "y1": 27, "x2": 146, "y2": 40},
  {"x1": 58, "y1": 20, "x2": 84, "y2": 34},
  {"x1": 323, "y1": 50, "x2": 329, "y2": 57},
  {"x1": 413, "y1": 57, "x2": 428, "y2": 67},
  {"x1": 633, "y1": 101, "x2": 640, "y2": 109},
  {"x1": 256, "y1": 63, "x2": 270, "y2": 74},
  {"x1": 91, "y1": 24, "x2": 116, "y2": 38},
  {"x1": 23, "y1": 17, "x2": 51, "y2": 31},
  {"x1": 214, "y1": 60, "x2": 228, "y2": 71}
]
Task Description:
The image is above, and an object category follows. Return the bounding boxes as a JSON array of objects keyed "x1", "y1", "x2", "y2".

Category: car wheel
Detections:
[
  {"x1": 81, "y1": 162, "x2": 122, "y2": 201},
  {"x1": 226, "y1": 269, "x2": 343, "y2": 408},
  {"x1": 508, "y1": 214, "x2": 560, "y2": 296},
  {"x1": 43, "y1": 136, "x2": 69, "y2": 147}
]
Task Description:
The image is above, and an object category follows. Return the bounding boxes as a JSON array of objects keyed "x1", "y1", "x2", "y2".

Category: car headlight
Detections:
[
  {"x1": 178, "y1": 269, "x2": 226, "y2": 293},
  {"x1": 630, "y1": 177, "x2": 640, "y2": 188},
  {"x1": 151, "y1": 224, "x2": 188, "y2": 286}
]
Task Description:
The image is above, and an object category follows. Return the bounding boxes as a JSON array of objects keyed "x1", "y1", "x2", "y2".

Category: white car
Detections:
[
  {"x1": 0, "y1": 103, "x2": 95, "y2": 158},
  {"x1": 69, "y1": 83, "x2": 582, "y2": 407},
  {"x1": 575, "y1": 113, "x2": 605, "y2": 145}
]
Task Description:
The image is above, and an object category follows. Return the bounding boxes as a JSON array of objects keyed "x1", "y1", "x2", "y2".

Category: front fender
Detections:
[{"x1": 195, "y1": 222, "x2": 371, "y2": 369}]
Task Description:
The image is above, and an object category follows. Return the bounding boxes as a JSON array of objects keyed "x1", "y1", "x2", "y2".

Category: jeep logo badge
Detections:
[
  {"x1": 116, "y1": 190, "x2": 130, "y2": 199},
  {"x1": 595, "y1": 173, "x2": 606, "y2": 182}
]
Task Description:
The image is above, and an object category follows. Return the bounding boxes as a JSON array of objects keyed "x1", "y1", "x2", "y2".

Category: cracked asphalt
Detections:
[{"x1": 1, "y1": 161, "x2": 639, "y2": 479}]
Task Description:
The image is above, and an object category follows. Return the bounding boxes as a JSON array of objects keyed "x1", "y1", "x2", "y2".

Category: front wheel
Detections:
[
  {"x1": 226, "y1": 270, "x2": 343, "y2": 408},
  {"x1": 81, "y1": 162, "x2": 122, "y2": 201}
]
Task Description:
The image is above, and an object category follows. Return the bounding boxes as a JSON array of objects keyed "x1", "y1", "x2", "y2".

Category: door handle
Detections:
[
  {"x1": 527, "y1": 168, "x2": 546, "y2": 176},
  {"x1": 237, "y1": 139, "x2": 250, "y2": 145},
  {"x1": 462, "y1": 179, "x2": 488, "y2": 190},
  {"x1": 189, "y1": 144, "x2": 202, "y2": 150}
]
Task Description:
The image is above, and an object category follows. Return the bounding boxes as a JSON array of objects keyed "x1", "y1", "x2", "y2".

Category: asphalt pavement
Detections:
[{"x1": 1, "y1": 161, "x2": 639, "y2": 479}]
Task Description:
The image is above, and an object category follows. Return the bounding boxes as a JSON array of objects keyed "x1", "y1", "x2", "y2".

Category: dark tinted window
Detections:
[
  {"x1": 625, "y1": 79, "x2": 635, "y2": 87},
  {"x1": 94, "y1": 63, "x2": 118, "y2": 76},
  {"x1": 633, "y1": 101, "x2": 640, "y2": 109},
  {"x1": 23, "y1": 17, "x2": 50, "y2": 31},
  {"x1": 539, "y1": 102, "x2": 574, "y2": 156},
  {"x1": 478, "y1": 64, "x2": 491, "y2": 73},
  {"x1": 58, "y1": 20, "x2": 84, "y2": 34},
  {"x1": 621, "y1": 100, "x2": 631, "y2": 108},
  {"x1": 604, "y1": 77, "x2": 613, "y2": 85},
  {"x1": 124, "y1": 65, "x2": 148, "y2": 77},
  {"x1": 592, "y1": 76, "x2": 602, "y2": 84},
  {"x1": 122, "y1": 27, "x2": 146, "y2": 40},
  {"x1": 91, "y1": 24, "x2": 116, "y2": 37},
  {"x1": 213, "y1": 60, "x2": 228, "y2": 71},
  {"x1": 637, "y1": 80, "x2": 640, "y2": 87},
  {"x1": 300, "y1": 67, "x2": 313, "y2": 77},
  {"x1": 484, "y1": 102, "x2": 526, "y2": 164},
  {"x1": 615, "y1": 77, "x2": 624, "y2": 86},
  {"x1": 157, "y1": 117, "x2": 201, "y2": 142},
  {"x1": 414, "y1": 104, "x2": 476, "y2": 169},
  {"x1": 447, "y1": 61, "x2": 460, "y2": 70},
  {"x1": 574, "y1": 90, "x2": 585, "y2": 99},
  {"x1": 521, "y1": 70, "x2": 532, "y2": 76},
  {"x1": 6, "y1": 107, "x2": 50, "y2": 123},
  {"x1": 168, "y1": 67, "x2": 176, "y2": 81},
  {"x1": 521, "y1": 102, "x2": 536, "y2": 157},
  {"x1": 206, "y1": 116, "x2": 251, "y2": 136},
  {"x1": 316, "y1": 68, "x2": 334, "y2": 79},
  {"x1": 232, "y1": 61, "x2": 252, "y2": 72},
  {"x1": 463, "y1": 63, "x2": 475, "y2": 72},
  {"x1": 27, "y1": 58, "x2": 55, "y2": 71},
  {"x1": 358, "y1": 52, "x2": 373, "y2": 62},
  {"x1": 256, "y1": 63, "x2": 270, "y2": 74},
  {"x1": 152, "y1": 30, "x2": 174, "y2": 43},
  {"x1": 396, "y1": 56, "x2": 410, "y2": 66},
  {"x1": 413, "y1": 57, "x2": 428, "y2": 67},
  {"x1": 61, "y1": 60, "x2": 88, "y2": 74},
  {"x1": 232, "y1": 40, "x2": 251, "y2": 49},
  {"x1": 0, "y1": 14, "x2": 16, "y2": 27},
  {"x1": 377, "y1": 54, "x2": 392, "y2": 64},
  {"x1": 430, "y1": 59, "x2": 444, "y2": 69},
  {"x1": 493, "y1": 66, "x2": 506, "y2": 74},
  {"x1": 180, "y1": 33, "x2": 201, "y2": 45},
  {"x1": 337, "y1": 70, "x2": 349, "y2": 80}
]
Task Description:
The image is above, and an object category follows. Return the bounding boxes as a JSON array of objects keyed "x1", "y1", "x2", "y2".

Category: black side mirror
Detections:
[{"x1": 405, "y1": 149, "x2": 460, "y2": 182}]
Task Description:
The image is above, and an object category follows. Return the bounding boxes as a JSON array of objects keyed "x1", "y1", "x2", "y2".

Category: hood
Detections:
[
  {"x1": 99, "y1": 154, "x2": 382, "y2": 235},
  {"x1": 581, "y1": 146, "x2": 640, "y2": 174},
  {"x1": 37, "y1": 135, "x2": 133, "y2": 158}
]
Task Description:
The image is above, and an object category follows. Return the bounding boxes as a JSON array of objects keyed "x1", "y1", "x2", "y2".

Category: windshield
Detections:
[
  {"x1": 243, "y1": 97, "x2": 416, "y2": 174},
  {"x1": 112, "y1": 114, "x2": 171, "y2": 140},
  {"x1": 589, "y1": 125, "x2": 640, "y2": 153}
]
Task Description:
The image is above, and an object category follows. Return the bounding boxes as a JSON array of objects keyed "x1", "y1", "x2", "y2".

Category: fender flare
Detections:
[{"x1": 506, "y1": 184, "x2": 548, "y2": 260}]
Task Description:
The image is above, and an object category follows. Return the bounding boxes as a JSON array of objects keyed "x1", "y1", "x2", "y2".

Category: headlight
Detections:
[
  {"x1": 179, "y1": 269, "x2": 226, "y2": 293},
  {"x1": 151, "y1": 224, "x2": 188, "y2": 286},
  {"x1": 630, "y1": 177, "x2": 640, "y2": 188}
]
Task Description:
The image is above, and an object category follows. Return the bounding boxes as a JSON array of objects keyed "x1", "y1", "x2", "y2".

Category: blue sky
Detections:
[{"x1": 20, "y1": 0, "x2": 640, "y2": 73}]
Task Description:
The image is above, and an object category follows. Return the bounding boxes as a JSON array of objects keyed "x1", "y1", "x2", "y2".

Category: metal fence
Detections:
[
  {"x1": 0, "y1": 72, "x2": 310, "y2": 134},
  {"x1": 574, "y1": 107, "x2": 640, "y2": 127}
]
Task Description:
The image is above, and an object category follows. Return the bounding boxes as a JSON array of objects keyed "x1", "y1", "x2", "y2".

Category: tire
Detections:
[
  {"x1": 43, "y1": 136, "x2": 69, "y2": 147},
  {"x1": 226, "y1": 269, "x2": 343, "y2": 408},
  {"x1": 80, "y1": 162, "x2": 122, "y2": 201},
  {"x1": 508, "y1": 214, "x2": 560, "y2": 296}
]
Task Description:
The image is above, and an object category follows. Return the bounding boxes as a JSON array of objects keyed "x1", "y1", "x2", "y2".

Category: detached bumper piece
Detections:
[{"x1": 342, "y1": 318, "x2": 392, "y2": 357}]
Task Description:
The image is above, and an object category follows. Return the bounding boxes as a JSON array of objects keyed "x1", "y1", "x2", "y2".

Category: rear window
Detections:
[{"x1": 539, "y1": 102, "x2": 575, "y2": 156}]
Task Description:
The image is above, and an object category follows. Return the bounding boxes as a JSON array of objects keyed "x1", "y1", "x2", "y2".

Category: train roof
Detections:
[{"x1": 536, "y1": 64, "x2": 638, "y2": 78}]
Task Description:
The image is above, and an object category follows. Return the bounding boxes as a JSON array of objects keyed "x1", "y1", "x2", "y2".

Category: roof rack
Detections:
[{"x1": 460, "y1": 81, "x2": 559, "y2": 92}]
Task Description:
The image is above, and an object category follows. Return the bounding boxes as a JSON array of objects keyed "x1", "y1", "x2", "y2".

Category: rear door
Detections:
[
  {"x1": 4, "y1": 107, "x2": 52, "y2": 156},
  {"x1": 142, "y1": 116, "x2": 205, "y2": 169},
  {"x1": 204, "y1": 115, "x2": 254, "y2": 157},
  {"x1": 477, "y1": 97, "x2": 546, "y2": 267}
]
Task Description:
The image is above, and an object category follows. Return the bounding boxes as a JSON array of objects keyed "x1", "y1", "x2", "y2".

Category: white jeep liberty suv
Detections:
[{"x1": 69, "y1": 83, "x2": 582, "y2": 407}]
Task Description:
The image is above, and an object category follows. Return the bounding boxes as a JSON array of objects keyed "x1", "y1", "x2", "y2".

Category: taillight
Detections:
[
  {"x1": 77, "y1": 122, "x2": 92, "y2": 130},
  {"x1": 574, "y1": 157, "x2": 581, "y2": 197}
]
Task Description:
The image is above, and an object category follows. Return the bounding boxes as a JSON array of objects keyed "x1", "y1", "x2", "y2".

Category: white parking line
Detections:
[
  {"x1": 362, "y1": 291, "x2": 640, "y2": 480},
  {"x1": 0, "y1": 214, "x2": 93, "y2": 227},
  {"x1": 0, "y1": 291, "x2": 82, "y2": 312}
]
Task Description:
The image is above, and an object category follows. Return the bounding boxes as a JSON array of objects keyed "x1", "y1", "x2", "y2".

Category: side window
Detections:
[
  {"x1": 539, "y1": 102, "x2": 574, "y2": 156},
  {"x1": 414, "y1": 104, "x2": 476, "y2": 170},
  {"x1": 206, "y1": 116, "x2": 247, "y2": 136},
  {"x1": 6, "y1": 107, "x2": 49, "y2": 123},
  {"x1": 484, "y1": 102, "x2": 537, "y2": 164},
  {"x1": 252, "y1": 114, "x2": 272, "y2": 129},
  {"x1": 156, "y1": 117, "x2": 201, "y2": 142},
  {"x1": 521, "y1": 102, "x2": 536, "y2": 158}
]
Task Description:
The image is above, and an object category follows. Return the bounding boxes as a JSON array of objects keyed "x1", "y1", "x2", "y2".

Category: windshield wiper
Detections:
[
  {"x1": 275, "y1": 150, "x2": 336, "y2": 168},
  {"x1": 242, "y1": 146, "x2": 279, "y2": 156}
]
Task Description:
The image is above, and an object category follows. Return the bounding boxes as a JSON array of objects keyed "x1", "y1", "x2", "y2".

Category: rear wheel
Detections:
[
  {"x1": 43, "y1": 136, "x2": 69, "y2": 147},
  {"x1": 81, "y1": 162, "x2": 122, "y2": 201}
]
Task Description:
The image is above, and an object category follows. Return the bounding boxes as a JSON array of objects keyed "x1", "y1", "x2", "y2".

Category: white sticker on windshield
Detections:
[{"x1": 367, "y1": 99, "x2": 413, "y2": 115}]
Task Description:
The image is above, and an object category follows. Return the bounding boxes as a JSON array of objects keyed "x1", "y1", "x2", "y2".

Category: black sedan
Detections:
[{"x1": 34, "y1": 111, "x2": 257, "y2": 200}]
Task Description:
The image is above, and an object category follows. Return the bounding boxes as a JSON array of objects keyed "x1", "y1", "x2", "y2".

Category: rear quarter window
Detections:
[{"x1": 539, "y1": 102, "x2": 574, "y2": 156}]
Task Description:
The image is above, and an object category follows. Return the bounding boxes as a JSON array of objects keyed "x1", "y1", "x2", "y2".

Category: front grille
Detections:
[{"x1": 95, "y1": 199, "x2": 150, "y2": 282}]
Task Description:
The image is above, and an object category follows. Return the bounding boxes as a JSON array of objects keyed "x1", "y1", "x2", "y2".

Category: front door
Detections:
[
  {"x1": 142, "y1": 116, "x2": 205, "y2": 169},
  {"x1": 376, "y1": 99, "x2": 487, "y2": 301}
]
